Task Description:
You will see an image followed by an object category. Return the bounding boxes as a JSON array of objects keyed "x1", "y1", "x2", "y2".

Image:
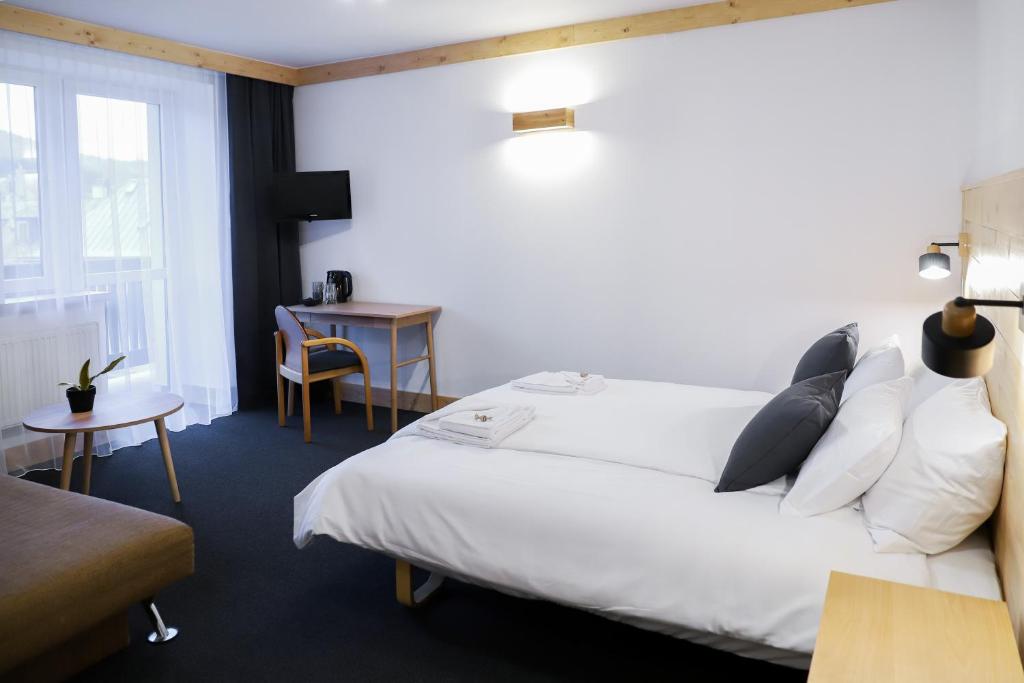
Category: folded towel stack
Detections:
[
  {"x1": 511, "y1": 371, "x2": 607, "y2": 395},
  {"x1": 416, "y1": 404, "x2": 535, "y2": 448}
]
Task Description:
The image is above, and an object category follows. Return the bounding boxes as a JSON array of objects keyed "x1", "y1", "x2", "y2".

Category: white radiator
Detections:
[{"x1": 0, "y1": 322, "x2": 103, "y2": 428}]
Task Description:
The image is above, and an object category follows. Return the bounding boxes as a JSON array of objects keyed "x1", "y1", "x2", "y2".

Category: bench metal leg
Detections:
[
  {"x1": 395, "y1": 559, "x2": 444, "y2": 607},
  {"x1": 141, "y1": 599, "x2": 179, "y2": 644}
]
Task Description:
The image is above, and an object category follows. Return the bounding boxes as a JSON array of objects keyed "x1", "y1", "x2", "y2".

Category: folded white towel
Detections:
[
  {"x1": 511, "y1": 371, "x2": 607, "y2": 395},
  {"x1": 510, "y1": 371, "x2": 577, "y2": 394},
  {"x1": 565, "y1": 371, "x2": 607, "y2": 395},
  {"x1": 417, "y1": 404, "x2": 535, "y2": 448},
  {"x1": 439, "y1": 405, "x2": 535, "y2": 439}
]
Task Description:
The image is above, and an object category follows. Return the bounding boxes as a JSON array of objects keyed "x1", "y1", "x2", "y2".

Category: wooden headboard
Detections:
[{"x1": 962, "y1": 168, "x2": 1024, "y2": 654}]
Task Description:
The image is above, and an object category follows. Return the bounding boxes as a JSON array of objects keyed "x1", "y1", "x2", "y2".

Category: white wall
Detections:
[
  {"x1": 968, "y1": 0, "x2": 1024, "y2": 182},
  {"x1": 295, "y1": 0, "x2": 973, "y2": 398}
]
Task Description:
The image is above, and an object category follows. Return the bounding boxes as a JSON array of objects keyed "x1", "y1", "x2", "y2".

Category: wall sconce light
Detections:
[
  {"x1": 918, "y1": 233, "x2": 970, "y2": 279},
  {"x1": 512, "y1": 107, "x2": 575, "y2": 134},
  {"x1": 921, "y1": 296, "x2": 1023, "y2": 377}
]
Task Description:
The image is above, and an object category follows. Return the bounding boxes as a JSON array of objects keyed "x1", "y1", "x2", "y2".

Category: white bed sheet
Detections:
[{"x1": 294, "y1": 380, "x2": 1000, "y2": 664}]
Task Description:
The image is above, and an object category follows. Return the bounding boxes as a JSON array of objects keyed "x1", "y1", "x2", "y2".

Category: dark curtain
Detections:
[{"x1": 227, "y1": 75, "x2": 301, "y2": 409}]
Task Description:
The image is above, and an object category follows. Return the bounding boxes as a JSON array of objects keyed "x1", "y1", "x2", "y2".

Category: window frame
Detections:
[
  {"x1": 62, "y1": 79, "x2": 172, "y2": 377},
  {"x1": 0, "y1": 68, "x2": 52, "y2": 297},
  {"x1": 61, "y1": 80, "x2": 169, "y2": 291}
]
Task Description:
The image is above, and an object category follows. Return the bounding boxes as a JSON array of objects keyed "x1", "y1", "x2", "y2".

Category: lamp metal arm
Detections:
[
  {"x1": 954, "y1": 296, "x2": 1024, "y2": 309},
  {"x1": 931, "y1": 242, "x2": 960, "y2": 247}
]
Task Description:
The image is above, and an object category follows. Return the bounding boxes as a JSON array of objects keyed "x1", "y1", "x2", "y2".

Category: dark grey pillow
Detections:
[
  {"x1": 791, "y1": 323, "x2": 859, "y2": 385},
  {"x1": 715, "y1": 371, "x2": 846, "y2": 493}
]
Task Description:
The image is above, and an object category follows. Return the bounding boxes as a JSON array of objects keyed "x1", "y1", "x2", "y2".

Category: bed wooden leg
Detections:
[{"x1": 395, "y1": 559, "x2": 444, "y2": 607}]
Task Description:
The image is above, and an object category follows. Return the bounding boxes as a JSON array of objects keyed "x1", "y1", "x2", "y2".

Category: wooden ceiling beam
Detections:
[
  {"x1": 0, "y1": 4, "x2": 300, "y2": 85},
  {"x1": 0, "y1": 0, "x2": 894, "y2": 87},
  {"x1": 297, "y1": 0, "x2": 895, "y2": 85}
]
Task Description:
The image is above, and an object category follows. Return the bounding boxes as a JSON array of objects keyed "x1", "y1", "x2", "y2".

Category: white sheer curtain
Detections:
[{"x1": 0, "y1": 31, "x2": 236, "y2": 475}]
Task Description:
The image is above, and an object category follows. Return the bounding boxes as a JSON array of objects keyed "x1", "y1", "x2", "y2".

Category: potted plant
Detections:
[{"x1": 59, "y1": 356, "x2": 126, "y2": 413}]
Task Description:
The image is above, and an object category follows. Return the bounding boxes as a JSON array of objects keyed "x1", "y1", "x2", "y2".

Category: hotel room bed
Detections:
[{"x1": 293, "y1": 379, "x2": 1001, "y2": 668}]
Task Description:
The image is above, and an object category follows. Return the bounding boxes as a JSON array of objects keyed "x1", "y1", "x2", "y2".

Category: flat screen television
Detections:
[{"x1": 271, "y1": 171, "x2": 352, "y2": 221}]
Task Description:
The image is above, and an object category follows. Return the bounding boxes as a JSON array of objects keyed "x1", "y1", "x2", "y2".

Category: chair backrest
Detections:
[{"x1": 275, "y1": 306, "x2": 308, "y2": 371}]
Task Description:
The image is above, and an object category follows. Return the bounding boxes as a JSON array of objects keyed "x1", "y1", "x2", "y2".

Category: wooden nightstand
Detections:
[{"x1": 808, "y1": 571, "x2": 1024, "y2": 682}]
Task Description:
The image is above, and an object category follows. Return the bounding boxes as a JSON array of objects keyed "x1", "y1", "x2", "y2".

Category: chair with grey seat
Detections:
[{"x1": 274, "y1": 305, "x2": 374, "y2": 442}]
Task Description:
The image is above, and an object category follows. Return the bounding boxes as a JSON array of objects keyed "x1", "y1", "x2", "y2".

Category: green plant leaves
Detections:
[
  {"x1": 59, "y1": 355, "x2": 127, "y2": 390},
  {"x1": 78, "y1": 359, "x2": 91, "y2": 390},
  {"x1": 90, "y1": 355, "x2": 126, "y2": 383}
]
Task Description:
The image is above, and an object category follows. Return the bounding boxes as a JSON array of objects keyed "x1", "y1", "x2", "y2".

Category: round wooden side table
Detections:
[{"x1": 23, "y1": 392, "x2": 185, "y2": 502}]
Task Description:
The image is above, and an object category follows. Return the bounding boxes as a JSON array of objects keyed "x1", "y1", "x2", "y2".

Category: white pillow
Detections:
[
  {"x1": 781, "y1": 377, "x2": 910, "y2": 517},
  {"x1": 861, "y1": 378, "x2": 1006, "y2": 554},
  {"x1": 841, "y1": 335, "x2": 904, "y2": 403},
  {"x1": 906, "y1": 363, "x2": 955, "y2": 415}
]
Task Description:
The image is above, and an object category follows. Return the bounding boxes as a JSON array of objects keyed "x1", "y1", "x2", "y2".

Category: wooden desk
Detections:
[
  {"x1": 22, "y1": 392, "x2": 184, "y2": 502},
  {"x1": 808, "y1": 571, "x2": 1024, "y2": 683},
  {"x1": 288, "y1": 302, "x2": 441, "y2": 432}
]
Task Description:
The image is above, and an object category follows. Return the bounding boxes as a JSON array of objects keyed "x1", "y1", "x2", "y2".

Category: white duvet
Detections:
[{"x1": 294, "y1": 379, "x2": 1000, "y2": 662}]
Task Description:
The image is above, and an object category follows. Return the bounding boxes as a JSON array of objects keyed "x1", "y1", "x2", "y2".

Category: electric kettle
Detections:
[{"x1": 326, "y1": 271, "x2": 353, "y2": 303}]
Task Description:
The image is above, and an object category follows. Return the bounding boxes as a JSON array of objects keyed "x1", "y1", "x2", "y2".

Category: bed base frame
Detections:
[{"x1": 395, "y1": 560, "x2": 445, "y2": 607}]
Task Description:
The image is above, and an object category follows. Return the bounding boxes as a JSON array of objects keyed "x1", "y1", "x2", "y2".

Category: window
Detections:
[
  {"x1": 0, "y1": 82, "x2": 41, "y2": 281},
  {"x1": 0, "y1": 31, "x2": 235, "y2": 476},
  {"x1": 75, "y1": 93, "x2": 166, "y2": 369},
  {"x1": 76, "y1": 94, "x2": 164, "y2": 275}
]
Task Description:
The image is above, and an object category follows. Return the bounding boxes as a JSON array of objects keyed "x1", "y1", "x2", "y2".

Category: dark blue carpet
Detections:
[{"x1": 25, "y1": 401, "x2": 804, "y2": 682}]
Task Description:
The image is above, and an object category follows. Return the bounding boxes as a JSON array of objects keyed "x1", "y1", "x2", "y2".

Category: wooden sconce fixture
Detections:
[{"x1": 512, "y1": 107, "x2": 575, "y2": 133}]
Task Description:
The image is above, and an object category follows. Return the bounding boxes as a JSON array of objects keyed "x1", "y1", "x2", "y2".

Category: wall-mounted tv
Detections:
[{"x1": 271, "y1": 170, "x2": 352, "y2": 221}]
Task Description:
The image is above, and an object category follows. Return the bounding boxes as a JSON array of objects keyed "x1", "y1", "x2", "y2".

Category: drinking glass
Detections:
[
  {"x1": 324, "y1": 283, "x2": 338, "y2": 304},
  {"x1": 312, "y1": 281, "x2": 324, "y2": 303}
]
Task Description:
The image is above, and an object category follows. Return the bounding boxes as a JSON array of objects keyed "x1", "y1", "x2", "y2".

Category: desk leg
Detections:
[
  {"x1": 426, "y1": 317, "x2": 438, "y2": 411},
  {"x1": 390, "y1": 320, "x2": 399, "y2": 433},
  {"x1": 82, "y1": 432, "x2": 94, "y2": 496},
  {"x1": 154, "y1": 418, "x2": 182, "y2": 503},
  {"x1": 59, "y1": 433, "x2": 76, "y2": 491}
]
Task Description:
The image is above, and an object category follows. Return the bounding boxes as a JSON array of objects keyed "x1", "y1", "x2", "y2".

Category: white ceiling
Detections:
[{"x1": 11, "y1": 0, "x2": 705, "y2": 68}]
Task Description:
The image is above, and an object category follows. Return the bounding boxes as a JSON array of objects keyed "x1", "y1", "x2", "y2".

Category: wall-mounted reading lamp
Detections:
[
  {"x1": 512, "y1": 107, "x2": 575, "y2": 134},
  {"x1": 922, "y1": 296, "x2": 1023, "y2": 377},
  {"x1": 918, "y1": 233, "x2": 969, "y2": 279}
]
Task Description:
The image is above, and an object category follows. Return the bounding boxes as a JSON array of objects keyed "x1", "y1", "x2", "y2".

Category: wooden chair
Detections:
[{"x1": 274, "y1": 306, "x2": 374, "y2": 442}]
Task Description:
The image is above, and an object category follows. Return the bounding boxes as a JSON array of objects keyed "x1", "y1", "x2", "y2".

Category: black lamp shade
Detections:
[
  {"x1": 921, "y1": 311, "x2": 995, "y2": 378},
  {"x1": 918, "y1": 251, "x2": 952, "y2": 279}
]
